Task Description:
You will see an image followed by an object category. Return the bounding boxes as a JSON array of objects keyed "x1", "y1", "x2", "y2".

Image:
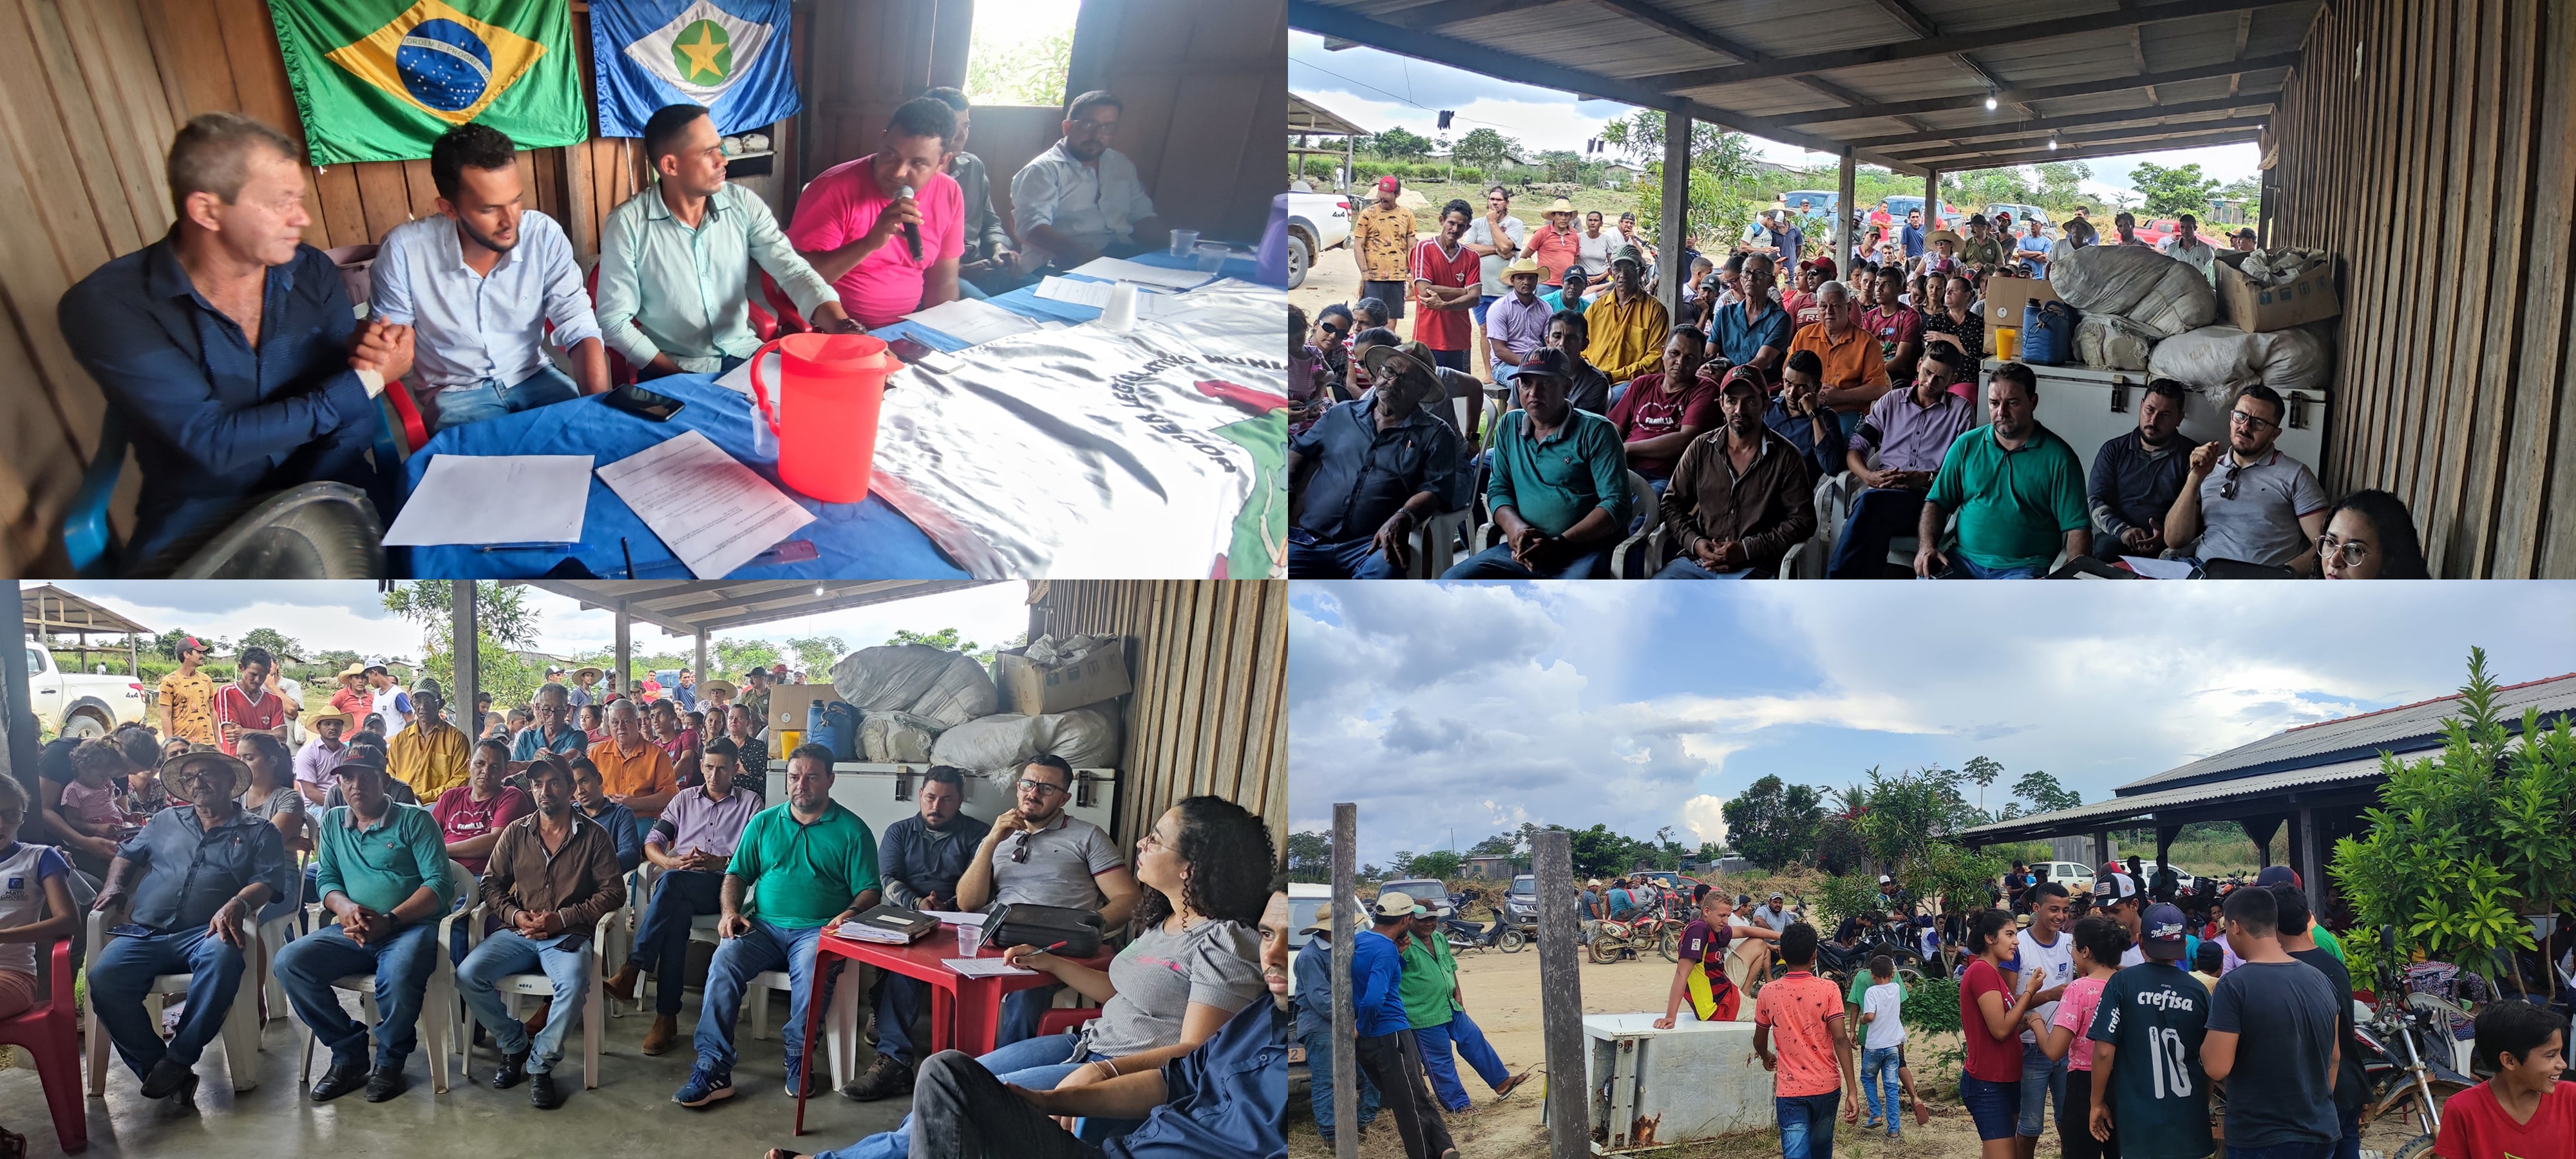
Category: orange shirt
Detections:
[
  {"x1": 1788, "y1": 320, "x2": 1891, "y2": 395},
  {"x1": 1753, "y1": 970, "x2": 1847, "y2": 1098},
  {"x1": 586, "y1": 738, "x2": 676, "y2": 803}
]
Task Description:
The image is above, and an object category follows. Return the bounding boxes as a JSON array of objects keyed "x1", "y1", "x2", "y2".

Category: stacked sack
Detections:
[
  {"x1": 930, "y1": 708, "x2": 1122, "y2": 776},
  {"x1": 2045, "y1": 240, "x2": 2216, "y2": 339},
  {"x1": 2146, "y1": 323, "x2": 2333, "y2": 402},
  {"x1": 829, "y1": 644, "x2": 1000, "y2": 762}
]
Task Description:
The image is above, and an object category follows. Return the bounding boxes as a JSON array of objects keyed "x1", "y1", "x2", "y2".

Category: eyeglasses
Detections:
[
  {"x1": 1019, "y1": 778, "x2": 1070, "y2": 798},
  {"x1": 1009, "y1": 830, "x2": 1038, "y2": 863},
  {"x1": 2316, "y1": 532, "x2": 2372, "y2": 567},
  {"x1": 1319, "y1": 323, "x2": 1346, "y2": 337},
  {"x1": 1139, "y1": 828, "x2": 1172, "y2": 854},
  {"x1": 2229, "y1": 408, "x2": 2278, "y2": 432},
  {"x1": 1069, "y1": 118, "x2": 1117, "y2": 136}
]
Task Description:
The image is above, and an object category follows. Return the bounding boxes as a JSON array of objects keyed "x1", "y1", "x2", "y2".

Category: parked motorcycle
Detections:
[
  {"x1": 1588, "y1": 910, "x2": 1680, "y2": 964},
  {"x1": 2353, "y1": 925, "x2": 2477, "y2": 1159},
  {"x1": 1442, "y1": 910, "x2": 1526, "y2": 954}
]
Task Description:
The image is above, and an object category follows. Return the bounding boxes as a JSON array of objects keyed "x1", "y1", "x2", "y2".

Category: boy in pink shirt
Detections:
[{"x1": 786, "y1": 97, "x2": 966, "y2": 329}]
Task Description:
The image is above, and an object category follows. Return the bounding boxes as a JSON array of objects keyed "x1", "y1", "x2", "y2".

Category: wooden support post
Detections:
[
  {"x1": 1836, "y1": 149, "x2": 1857, "y2": 271},
  {"x1": 1659, "y1": 108, "x2": 1691, "y2": 320},
  {"x1": 2242, "y1": 816, "x2": 2282, "y2": 867},
  {"x1": 614, "y1": 602, "x2": 632, "y2": 701},
  {"x1": 1332, "y1": 803, "x2": 1358, "y2": 1159},
  {"x1": 2297, "y1": 806, "x2": 2324, "y2": 912},
  {"x1": 452, "y1": 583, "x2": 478, "y2": 738},
  {"x1": 1534, "y1": 827, "x2": 1590, "y2": 1159},
  {"x1": 1924, "y1": 169, "x2": 1942, "y2": 231},
  {"x1": 2093, "y1": 828, "x2": 2111, "y2": 869},
  {"x1": 2154, "y1": 825, "x2": 2180, "y2": 900},
  {"x1": 694, "y1": 631, "x2": 708, "y2": 692}
]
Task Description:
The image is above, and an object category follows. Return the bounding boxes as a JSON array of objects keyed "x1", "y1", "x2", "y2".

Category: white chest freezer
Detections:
[
  {"x1": 1981, "y1": 357, "x2": 2331, "y2": 481},
  {"x1": 1579, "y1": 1012, "x2": 1773, "y2": 1152},
  {"x1": 768, "y1": 762, "x2": 1124, "y2": 843}
]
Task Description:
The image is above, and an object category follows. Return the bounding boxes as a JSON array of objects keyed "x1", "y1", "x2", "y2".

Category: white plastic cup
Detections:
[
  {"x1": 1101, "y1": 283, "x2": 1139, "y2": 331},
  {"x1": 956, "y1": 923, "x2": 980, "y2": 956},
  {"x1": 1169, "y1": 229, "x2": 1199, "y2": 257},
  {"x1": 1195, "y1": 243, "x2": 1227, "y2": 274}
]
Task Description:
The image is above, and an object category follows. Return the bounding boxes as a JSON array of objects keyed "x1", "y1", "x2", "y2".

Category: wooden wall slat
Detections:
[
  {"x1": 2517, "y1": 0, "x2": 2576, "y2": 576},
  {"x1": 2448, "y1": 0, "x2": 2527, "y2": 576}
]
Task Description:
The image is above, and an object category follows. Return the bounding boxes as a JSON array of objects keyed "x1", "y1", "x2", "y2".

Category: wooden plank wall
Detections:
[
  {"x1": 2268, "y1": 0, "x2": 2576, "y2": 576},
  {"x1": 1028, "y1": 581, "x2": 1287, "y2": 863},
  {"x1": 1066, "y1": 0, "x2": 1287, "y2": 244}
]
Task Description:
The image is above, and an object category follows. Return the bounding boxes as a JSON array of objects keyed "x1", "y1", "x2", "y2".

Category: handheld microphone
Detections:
[{"x1": 898, "y1": 184, "x2": 922, "y2": 261}]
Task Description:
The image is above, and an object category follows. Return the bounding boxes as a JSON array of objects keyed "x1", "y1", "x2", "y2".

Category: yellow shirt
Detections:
[
  {"x1": 388, "y1": 721, "x2": 471, "y2": 800},
  {"x1": 1349, "y1": 203, "x2": 1419, "y2": 282},
  {"x1": 1584, "y1": 290, "x2": 1672, "y2": 383},
  {"x1": 156, "y1": 668, "x2": 218, "y2": 745}
]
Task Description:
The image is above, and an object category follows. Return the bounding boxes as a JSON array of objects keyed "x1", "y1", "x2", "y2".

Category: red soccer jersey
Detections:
[
  {"x1": 213, "y1": 684, "x2": 288, "y2": 755},
  {"x1": 2432, "y1": 1080, "x2": 2576, "y2": 1159},
  {"x1": 1410, "y1": 238, "x2": 1480, "y2": 352}
]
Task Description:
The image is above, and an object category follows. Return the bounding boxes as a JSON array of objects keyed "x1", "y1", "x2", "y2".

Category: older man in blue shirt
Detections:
[
  {"x1": 59, "y1": 113, "x2": 412, "y2": 569},
  {"x1": 1010, "y1": 90, "x2": 1166, "y2": 270},
  {"x1": 88, "y1": 744, "x2": 293, "y2": 1102},
  {"x1": 369, "y1": 124, "x2": 606, "y2": 433}
]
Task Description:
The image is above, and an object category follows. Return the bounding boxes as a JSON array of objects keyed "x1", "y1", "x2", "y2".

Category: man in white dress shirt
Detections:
[{"x1": 1009, "y1": 90, "x2": 1166, "y2": 270}]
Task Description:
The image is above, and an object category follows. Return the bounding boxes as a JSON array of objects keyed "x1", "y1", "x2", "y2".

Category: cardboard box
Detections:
[
  {"x1": 1981, "y1": 276, "x2": 2061, "y2": 328},
  {"x1": 994, "y1": 639, "x2": 1132, "y2": 717},
  {"x1": 767, "y1": 683, "x2": 838, "y2": 758},
  {"x1": 2215, "y1": 251, "x2": 2340, "y2": 333}
]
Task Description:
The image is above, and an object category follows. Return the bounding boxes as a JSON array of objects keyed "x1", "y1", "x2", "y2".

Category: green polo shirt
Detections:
[
  {"x1": 1400, "y1": 930, "x2": 1462, "y2": 1030},
  {"x1": 1927, "y1": 421, "x2": 2088, "y2": 570},
  {"x1": 1487, "y1": 407, "x2": 1629, "y2": 538},
  {"x1": 314, "y1": 802, "x2": 458, "y2": 916},
  {"x1": 728, "y1": 800, "x2": 879, "y2": 928}
]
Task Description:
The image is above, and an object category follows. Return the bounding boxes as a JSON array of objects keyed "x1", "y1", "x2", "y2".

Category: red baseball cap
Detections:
[
  {"x1": 1376, "y1": 175, "x2": 1401, "y2": 193},
  {"x1": 182, "y1": 636, "x2": 204, "y2": 653}
]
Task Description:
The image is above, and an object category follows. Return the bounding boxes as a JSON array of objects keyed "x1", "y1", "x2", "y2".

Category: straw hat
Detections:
[
  {"x1": 1502, "y1": 255, "x2": 1543, "y2": 279},
  {"x1": 1300, "y1": 905, "x2": 1339, "y2": 935},
  {"x1": 573, "y1": 666, "x2": 604, "y2": 683},
  {"x1": 160, "y1": 743, "x2": 249, "y2": 786},
  {"x1": 1928, "y1": 228, "x2": 1963, "y2": 247},
  {"x1": 336, "y1": 661, "x2": 369, "y2": 681},
  {"x1": 700, "y1": 679, "x2": 738, "y2": 701},
  {"x1": 304, "y1": 708, "x2": 353, "y2": 731},
  {"x1": 1546, "y1": 197, "x2": 1575, "y2": 216},
  {"x1": 1359, "y1": 340, "x2": 1443, "y2": 401}
]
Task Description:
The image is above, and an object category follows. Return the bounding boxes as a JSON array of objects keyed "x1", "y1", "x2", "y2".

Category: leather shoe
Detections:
[
  {"x1": 491, "y1": 1048, "x2": 529, "y2": 1089},
  {"x1": 140, "y1": 1058, "x2": 196, "y2": 1100},
  {"x1": 530, "y1": 1071, "x2": 565, "y2": 1109},
  {"x1": 365, "y1": 1066, "x2": 409, "y2": 1102},
  {"x1": 310, "y1": 1060, "x2": 370, "y2": 1102},
  {"x1": 604, "y1": 964, "x2": 641, "y2": 1003},
  {"x1": 840, "y1": 1055, "x2": 913, "y2": 1102},
  {"x1": 642, "y1": 1013, "x2": 679, "y2": 1055}
]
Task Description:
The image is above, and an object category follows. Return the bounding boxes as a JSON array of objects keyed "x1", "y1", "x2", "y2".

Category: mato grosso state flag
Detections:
[
  {"x1": 267, "y1": 0, "x2": 588, "y2": 165},
  {"x1": 591, "y1": 0, "x2": 802, "y2": 138}
]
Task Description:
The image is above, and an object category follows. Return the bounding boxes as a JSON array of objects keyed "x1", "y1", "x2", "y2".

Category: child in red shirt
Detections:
[{"x1": 2434, "y1": 1000, "x2": 2573, "y2": 1159}]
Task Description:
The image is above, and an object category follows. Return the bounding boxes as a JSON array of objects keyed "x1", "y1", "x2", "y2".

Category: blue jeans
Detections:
[
  {"x1": 1826, "y1": 487, "x2": 1927, "y2": 578},
  {"x1": 817, "y1": 1032, "x2": 1123, "y2": 1159},
  {"x1": 2226, "y1": 1144, "x2": 2334, "y2": 1159},
  {"x1": 628, "y1": 869, "x2": 723, "y2": 1015},
  {"x1": 429, "y1": 363, "x2": 581, "y2": 433},
  {"x1": 1302, "y1": 1027, "x2": 1381, "y2": 1136},
  {"x1": 2018, "y1": 1039, "x2": 2067, "y2": 1136},
  {"x1": 1471, "y1": 294, "x2": 1499, "y2": 326},
  {"x1": 1960, "y1": 1072, "x2": 2022, "y2": 1140},
  {"x1": 1412, "y1": 1010, "x2": 1510, "y2": 1111},
  {"x1": 873, "y1": 972, "x2": 928, "y2": 1067},
  {"x1": 997, "y1": 982, "x2": 1064, "y2": 1047},
  {"x1": 458, "y1": 928, "x2": 591, "y2": 1075},
  {"x1": 275, "y1": 921, "x2": 439, "y2": 1071},
  {"x1": 1288, "y1": 531, "x2": 1406, "y2": 579},
  {"x1": 693, "y1": 919, "x2": 837, "y2": 1071},
  {"x1": 1430, "y1": 348, "x2": 1469, "y2": 373},
  {"x1": 1775, "y1": 1089, "x2": 1840, "y2": 1159},
  {"x1": 1441, "y1": 542, "x2": 1611, "y2": 579},
  {"x1": 88, "y1": 927, "x2": 248, "y2": 1079},
  {"x1": 1655, "y1": 555, "x2": 1766, "y2": 580},
  {"x1": 1941, "y1": 554, "x2": 2046, "y2": 580},
  {"x1": 1861, "y1": 1046, "x2": 1902, "y2": 1129}
]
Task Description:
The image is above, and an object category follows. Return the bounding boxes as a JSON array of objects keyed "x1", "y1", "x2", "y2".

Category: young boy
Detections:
[
  {"x1": 1857, "y1": 956, "x2": 1907, "y2": 1136},
  {"x1": 2032, "y1": 916, "x2": 2125, "y2": 1159},
  {"x1": 2432, "y1": 1000, "x2": 2573, "y2": 1159},
  {"x1": 1846, "y1": 947, "x2": 1930, "y2": 1128},
  {"x1": 1752, "y1": 922, "x2": 1861, "y2": 1159},
  {"x1": 1655, "y1": 883, "x2": 1778, "y2": 1027},
  {"x1": 2087, "y1": 903, "x2": 2213, "y2": 1159}
]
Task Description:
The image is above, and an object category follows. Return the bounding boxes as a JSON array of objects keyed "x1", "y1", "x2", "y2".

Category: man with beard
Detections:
[
  {"x1": 1011, "y1": 90, "x2": 1165, "y2": 270},
  {"x1": 368, "y1": 124, "x2": 605, "y2": 432},
  {"x1": 1657, "y1": 366, "x2": 1819, "y2": 578},
  {"x1": 1287, "y1": 340, "x2": 1461, "y2": 578},
  {"x1": 608, "y1": 737, "x2": 766, "y2": 1056},
  {"x1": 2162, "y1": 383, "x2": 2330, "y2": 574},
  {"x1": 675, "y1": 745, "x2": 880, "y2": 1109},
  {"x1": 1443, "y1": 348, "x2": 1628, "y2": 579},
  {"x1": 954, "y1": 755, "x2": 1139, "y2": 1045},
  {"x1": 1917, "y1": 363, "x2": 2090, "y2": 579},
  {"x1": 788, "y1": 97, "x2": 965, "y2": 330},
  {"x1": 2087, "y1": 378, "x2": 2193, "y2": 560},
  {"x1": 841, "y1": 764, "x2": 995, "y2": 1100},
  {"x1": 457, "y1": 757, "x2": 627, "y2": 1109}
]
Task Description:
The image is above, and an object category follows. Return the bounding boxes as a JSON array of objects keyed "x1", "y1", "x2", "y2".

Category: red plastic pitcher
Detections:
[{"x1": 749, "y1": 332, "x2": 902, "y2": 503}]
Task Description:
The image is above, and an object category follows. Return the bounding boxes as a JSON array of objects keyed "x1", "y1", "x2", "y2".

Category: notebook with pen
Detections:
[{"x1": 836, "y1": 905, "x2": 942, "y2": 945}]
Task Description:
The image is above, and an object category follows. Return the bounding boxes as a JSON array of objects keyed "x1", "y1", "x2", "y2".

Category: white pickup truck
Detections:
[
  {"x1": 1283, "y1": 189, "x2": 1350, "y2": 290},
  {"x1": 23, "y1": 641, "x2": 150, "y2": 739}
]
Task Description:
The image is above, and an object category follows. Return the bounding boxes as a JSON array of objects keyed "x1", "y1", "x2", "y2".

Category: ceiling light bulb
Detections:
[
  {"x1": 815, "y1": 584, "x2": 826, "y2": 596},
  {"x1": 2048, "y1": 135, "x2": 2060, "y2": 151},
  {"x1": 1985, "y1": 93, "x2": 1999, "y2": 110}
]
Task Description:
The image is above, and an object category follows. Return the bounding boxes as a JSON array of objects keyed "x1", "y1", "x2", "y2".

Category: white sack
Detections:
[
  {"x1": 2074, "y1": 314, "x2": 2159, "y2": 371},
  {"x1": 907, "y1": 655, "x2": 999, "y2": 728},
  {"x1": 2126, "y1": 262, "x2": 2219, "y2": 339},
  {"x1": 929, "y1": 706, "x2": 1122, "y2": 775},
  {"x1": 2149, "y1": 325, "x2": 2334, "y2": 401},
  {"x1": 859, "y1": 710, "x2": 945, "y2": 763},
  {"x1": 831, "y1": 645, "x2": 996, "y2": 727}
]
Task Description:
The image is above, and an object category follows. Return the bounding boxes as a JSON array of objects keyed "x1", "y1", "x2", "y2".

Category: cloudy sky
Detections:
[
  {"x1": 32, "y1": 582, "x2": 1032, "y2": 668},
  {"x1": 1287, "y1": 583, "x2": 2576, "y2": 865},
  {"x1": 1292, "y1": 31, "x2": 2260, "y2": 204}
]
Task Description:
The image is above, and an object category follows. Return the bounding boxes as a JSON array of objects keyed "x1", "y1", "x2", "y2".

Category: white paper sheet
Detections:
[
  {"x1": 943, "y1": 957, "x2": 1037, "y2": 977},
  {"x1": 383, "y1": 454, "x2": 592, "y2": 545},
  {"x1": 1035, "y1": 276, "x2": 1175, "y2": 316},
  {"x1": 1063, "y1": 256, "x2": 1212, "y2": 290},
  {"x1": 712, "y1": 351, "x2": 775, "y2": 397},
  {"x1": 2122, "y1": 555, "x2": 2198, "y2": 580},
  {"x1": 905, "y1": 298, "x2": 1045, "y2": 346},
  {"x1": 594, "y1": 429, "x2": 814, "y2": 578},
  {"x1": 922, "y1": 910, "x2": 989, "y2": 927}
]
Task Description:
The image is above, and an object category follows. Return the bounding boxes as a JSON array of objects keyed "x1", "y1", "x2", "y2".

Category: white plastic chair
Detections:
[
  {"x1": 459, "y1": 898, "x2": 616, "y2": 1089},
  {"x1": 746, "y1": 959, "x2": 861, "y2": 1091},
  {"x1": 292, "y1": 860, "x2": 476, "y2": 1094},
  {"x1": 85, "y1": 906, "x2": 272, "y2": 1095}
]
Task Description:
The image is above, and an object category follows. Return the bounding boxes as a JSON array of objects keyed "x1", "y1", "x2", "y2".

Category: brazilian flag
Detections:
[{"x1": 269, "y1": 0, "x2": 589, "y2": 165}]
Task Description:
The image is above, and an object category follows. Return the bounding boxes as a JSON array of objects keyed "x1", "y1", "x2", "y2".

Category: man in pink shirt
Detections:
[{"x1": 786, "y1": 97, "x2": 964, "y2": 329}]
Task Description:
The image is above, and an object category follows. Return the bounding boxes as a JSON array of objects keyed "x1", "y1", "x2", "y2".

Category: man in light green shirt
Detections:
[{"x1": 596, "y1": 105, "x2": 857, "y2": 378}]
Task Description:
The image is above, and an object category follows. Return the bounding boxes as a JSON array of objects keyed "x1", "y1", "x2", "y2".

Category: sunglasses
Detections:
[{"x1": 1319, "y1": 322, "x2": 1346, "y2": 337}]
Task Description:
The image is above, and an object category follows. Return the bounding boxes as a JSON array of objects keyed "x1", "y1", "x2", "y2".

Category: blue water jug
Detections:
[
  {"x1": 806, "y1": 701, "x2": 859, "y2": 762},
  {"x1": 2021, "y1": 300, "x2": 2077, "y2": 366}
]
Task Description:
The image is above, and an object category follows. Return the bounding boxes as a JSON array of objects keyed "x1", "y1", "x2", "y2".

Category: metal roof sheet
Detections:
[{"x1": 2117, "y1": 672, "x2": 2576, "y2": 793}]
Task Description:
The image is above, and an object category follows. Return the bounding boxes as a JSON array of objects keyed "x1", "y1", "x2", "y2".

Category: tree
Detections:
[
  {"x1": 712, "y1": 638, "x2": 784, "y2": 679},
  {"x1": 1961, "y1": 754, "x2": 2004, "y2": 815},
  {"x1": 1535, "y1": 149, "x2": 1580, "y2": 184},
  {"x1": 1450, "y1": 127, "x2": 1520, "y2": 175},
  {"x1": 884, "y1": 627, "x2": 1009, "y2": 666},
  {"x1": 2011, "y1": 769, "x2": 2083, "y2": 815},
  {"x1": 1371, "y1": 126, "x2": 1433, "y2": 159},
  {"x1": 963, "y1": 26, "x2": 1072, "y2": 109},
  {"x1": 153, "y1": 630, "x2": 230, "y2": 661},
  {"x1": 786, "y1": 635, "x2": 848, "y2": 676},
  {"x1": 1399, "y1": 849, "x2": 1464, "y2": 880},
  {"x1": 1286, "y1": 831, "x2": 1331, "y2": 881},
  {"x1": 1597, "y1": 109, "x2": 1763, "y2": 250},
  {"x1": 1721, "y1": 775, "x2": 1828, "y2": 870},
  {"x1": 2034, "y1": 161, "x2": 2093, "y2": 209},
  {"x1": 1468, "y1": 833, "x2": 1520, "y2": 858},
  {"x1": 238, "y1": 628, "x2": 301, "y2": 662},
  {"x1": 381, "y1": 582, "x2": 540, "y2": 648},
  {"x1": 2128, "y1": 161, "x2": 2221, "y2": 218}
]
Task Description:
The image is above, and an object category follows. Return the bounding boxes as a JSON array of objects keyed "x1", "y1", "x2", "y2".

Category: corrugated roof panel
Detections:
[
  {"x1": 2117, "y1": 674, "x2": 2576, "y2": 792},
  {"x1": 1956, "y1": 749, "x2": 2403, "y2": 842}
]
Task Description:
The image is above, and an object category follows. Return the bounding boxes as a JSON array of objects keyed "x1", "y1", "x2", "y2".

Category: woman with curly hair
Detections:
[{"x1": 791, "y1": 796, "x2": 1274, "y2": 1159}]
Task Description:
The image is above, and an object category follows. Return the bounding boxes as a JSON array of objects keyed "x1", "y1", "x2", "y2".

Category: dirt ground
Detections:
[{"x1": 1285, "y1": 937, "x2": 2434, "y2": 1159}]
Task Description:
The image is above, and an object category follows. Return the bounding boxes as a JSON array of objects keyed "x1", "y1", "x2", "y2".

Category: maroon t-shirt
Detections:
[
  {"x1": 431, "y1": 784, "x2": 532, "y2": 875},
  {"x1": 1605, "y1": 372, "x2": 1721, "y2": 479}
]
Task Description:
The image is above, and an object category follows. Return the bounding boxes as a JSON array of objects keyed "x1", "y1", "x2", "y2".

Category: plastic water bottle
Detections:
[{"x1": 748, "y1": 357, "x2": 777, "y2": 458}]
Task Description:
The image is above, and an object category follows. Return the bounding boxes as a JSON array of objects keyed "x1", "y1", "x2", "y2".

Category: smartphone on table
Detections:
[{"x1": 601, "y1": 382, "x2": 687, "y2": 421}]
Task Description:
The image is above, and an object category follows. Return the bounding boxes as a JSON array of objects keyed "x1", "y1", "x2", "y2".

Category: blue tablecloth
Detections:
[{"x1": 399, "y1": 247, "x2": 1263, "y2": 578}]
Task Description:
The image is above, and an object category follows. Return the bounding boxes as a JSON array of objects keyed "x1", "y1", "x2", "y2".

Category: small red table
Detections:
[{"x1": 793, "y1": 931, "x2": 1112, "y2": 1135}]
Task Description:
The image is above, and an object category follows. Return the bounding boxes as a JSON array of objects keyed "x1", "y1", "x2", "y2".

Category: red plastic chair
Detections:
[
  {"x1": 0, "y1": 939, "x2": 86, "y2": 1151},
  {"x1": 1036, "y1": 1007, "x2": 1102, "y2": 1037},
  {"x1": 760, "y1": 271, "x2": 811, "y2": 335},
  {"x1": 583, "y1": 265, "x2": 641, "y2": 386}
]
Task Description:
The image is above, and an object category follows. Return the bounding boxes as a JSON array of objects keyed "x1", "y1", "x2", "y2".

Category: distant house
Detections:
[
  {"x1": 1461, "y1": 855, "x2": 1515, "y2": 879},
  {"x1": 1601, "y1": 162, "x2": 1643, "y2": 188}
]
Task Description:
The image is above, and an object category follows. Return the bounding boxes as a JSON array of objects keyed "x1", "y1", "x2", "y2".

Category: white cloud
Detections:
[{"x1": 1682, "y1": 794, "x2": 1729, "y2": 845}]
